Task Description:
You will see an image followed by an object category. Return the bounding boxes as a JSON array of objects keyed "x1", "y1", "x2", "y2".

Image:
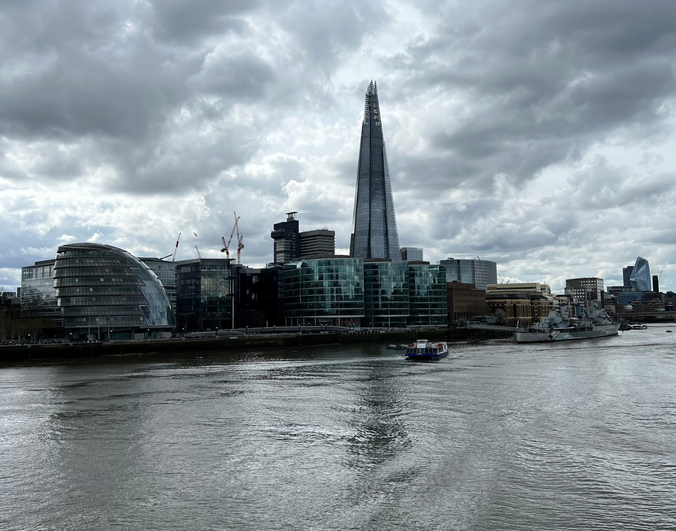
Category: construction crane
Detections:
[
  {"x1": 221, "y1": 212, "x2": 244, "y2": 263},
  {"x1": 194, "y1": 245, "x2": 201, "y2": 259},
  {"x1": 159, "y1": 232, "x2": 181, "y2": 260},
  {"x1": 235, "y1": 212, "x2": 244, "y2": 264},
  {"x1": 221, "y1": 214, "x2": 240, "y2": 259}
]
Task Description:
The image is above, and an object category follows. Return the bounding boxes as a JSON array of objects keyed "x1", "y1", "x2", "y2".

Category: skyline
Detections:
[{"x1": 1, "y1": 0, "x2": 674, "y2": 293}]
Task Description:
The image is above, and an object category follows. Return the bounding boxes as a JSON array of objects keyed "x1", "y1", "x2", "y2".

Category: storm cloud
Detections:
[{"x1": 1, "y1": 0, "x2": 674, "y2": 293}]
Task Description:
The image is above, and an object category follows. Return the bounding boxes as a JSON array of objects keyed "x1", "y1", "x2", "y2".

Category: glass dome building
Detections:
[{"x1": 54, "y1": 243, "x2": 175, "y2": 340}]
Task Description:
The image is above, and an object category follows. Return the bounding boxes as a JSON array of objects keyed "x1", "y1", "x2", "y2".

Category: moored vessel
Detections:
[
  {"x1": 514, "y1": 304, "x2": 619, "y2": 343},
  {"x1": 405, "y1": 339, "x2": 449, "y2": 360}
]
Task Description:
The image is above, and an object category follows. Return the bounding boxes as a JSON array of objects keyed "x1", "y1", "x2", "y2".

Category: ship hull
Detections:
[{"x1": 515, "y1": 324, "x2": 619, "y2": 343}]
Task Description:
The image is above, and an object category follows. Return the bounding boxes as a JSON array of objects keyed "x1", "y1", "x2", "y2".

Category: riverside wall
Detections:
[{"x1": 1, "y1": 329, "x2": 469, "y2": 364}]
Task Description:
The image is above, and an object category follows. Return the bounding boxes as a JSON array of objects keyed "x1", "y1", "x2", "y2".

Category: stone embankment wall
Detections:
[{"x1": 1, "y1": 329, "x2": 466, "y2": 364}]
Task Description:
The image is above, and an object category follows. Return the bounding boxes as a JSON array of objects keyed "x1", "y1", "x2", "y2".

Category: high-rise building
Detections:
[
  {"x1": 622, "y1": 266, "x2": 634, "y2": 288},
  {"x1": 350, "y1": 81, "x2": 400, "y2": 261},
  {"x1": 271, "y1": 212, "x2": 300, "y2": 264},
  {"x1": 565, "y1": 277, "x2": 605, "y2": 305},
  {"x1": 440, "y1": 258, "x2": 498, "y2": 291},
  {"x1": 629, "y1": 257, "x2": 651, "y2": 292},
  {"x1": 400, "y1": 247, "x2": 423, "y2": 262},
  {"x1": 300, "y1": 229, "x2": 335, "y2": 258}
]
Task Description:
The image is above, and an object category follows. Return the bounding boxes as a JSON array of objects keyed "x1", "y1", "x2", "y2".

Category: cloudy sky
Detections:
[{"x1": 1, "y1": 0, "x2": 674, "y2": 293}]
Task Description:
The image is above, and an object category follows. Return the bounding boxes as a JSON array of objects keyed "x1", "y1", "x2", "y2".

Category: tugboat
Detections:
[{"x1": 405, "y1": 339, "x2": 449, "y2": 360}]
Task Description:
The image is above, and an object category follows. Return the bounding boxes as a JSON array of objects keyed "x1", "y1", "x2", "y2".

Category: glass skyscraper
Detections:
[
  {"x1": 629, "y1": 257, "x2": 651, "y2": 292},
  {"x1": 350, "y1": 81, "x2": 400, "y2": 261}
]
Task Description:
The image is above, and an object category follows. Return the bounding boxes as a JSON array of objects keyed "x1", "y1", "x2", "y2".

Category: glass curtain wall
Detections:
[
  {"x1": 54, "y1": 243, "x2": 175, "y2": 340},
  {"x1": 284, "y1": 258, "x2": 364, "y2": 326},
  {"x1": 364, "y1": 261, "x2": 409, "y2": 328},
  {"x1": 408, "y1": 264, "x2": 447, "y2": 325}
]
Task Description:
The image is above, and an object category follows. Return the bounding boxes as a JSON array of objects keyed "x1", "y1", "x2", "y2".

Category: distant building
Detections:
[
  {"x1": 20, "y1": 259, "x2": 60, "y2": 322},
  {"x1": 284, "y1": 256, "x2": 364, "y2": 327},
  {"x1": 629, "y1": 257, "x2": 651, "y2": 292},
  {"x1": 238, "y1": 264, "x2": 285, "y2": 327},
  {"x1": 408, "y1": 263, "x2": 447, "y2": 326},
  {"x1": 300, "y1": 229, "x2": 335, "y2": 258},
  {"x1": 54, "y1": 243, "x2": 174, "y2": 340},
  {"x1": 486, "y1": 283, "x2": 551, "y2": 295},
  {"x1": 486, "y1": 291, "x2": 552, "y2": 326},
  {"x1": 139, "y1": 258, "x2": 177, "y2": 319},
  {"x1": 400, "y1": 247, "x2": 423, "y2": 262},
  {"x1": 565, "y1": 277, "x2": 605, "y2": 305},
  {"x1": 350, "y1": 81, "x2": 400, "y2": 261},
  {"x1": 271, "y1": 212, "x2": 301, "y2": 264},
  {"x1": 623, "y1": 266, "x2": 634, "y2": 289},
  {"x1": 441, "y1": 258, "x2": 498, "y2": 291},
  {"x1": 653, "y1": 275, "x2": 660, "y2": 293},
  {"x1": 364, "y1": 260, "x2": 410, "y2": 328},
  {"x1": 447, "y1": 282, "x2": 487, "y2": 326},
  {"x1": 271, "y1": 213, "x2": 336, "y2": 263},
  {"x1": 175, "y1": 258, "x2": 239, "y2": 332}
]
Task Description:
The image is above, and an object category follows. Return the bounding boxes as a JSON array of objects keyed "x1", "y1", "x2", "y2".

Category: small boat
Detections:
[
  {"x1": 631, "y1": 324, "x2": 648, "y2": 330},
  {"x1": 405, "y1": 339, "x2": 449, "y2": 360}
]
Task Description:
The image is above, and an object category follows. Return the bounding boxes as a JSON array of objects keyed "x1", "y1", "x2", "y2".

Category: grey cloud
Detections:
[{"x1": 150, "y1": 0, "x2": 255, "y2": 44}]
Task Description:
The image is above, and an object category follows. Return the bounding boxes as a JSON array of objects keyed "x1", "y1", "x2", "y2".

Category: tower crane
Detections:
[
  {"x1": 221, "y1": 213, "x2": 244, "y2": 263},
  {"x1": 160, "y1": 232, "x2": 181, "y2": 260},
  {"x1": 221, "y1": 214, "x2": 241, "y2": 259},
  {"x1": 235, "y1": 212, "x2": 244, "y2": 264},
  {"x1": 194, "y1": 245, "x2": 201, "y2": 259}
]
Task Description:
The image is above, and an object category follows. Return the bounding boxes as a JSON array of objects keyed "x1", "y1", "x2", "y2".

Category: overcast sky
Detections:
[{"x1": 1, "y1": 0, "x2": 674, "y2": 293}]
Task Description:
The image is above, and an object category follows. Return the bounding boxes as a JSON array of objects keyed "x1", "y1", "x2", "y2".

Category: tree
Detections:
[{"x1": 494, "y1": 309, "x2": 508, "y2": 325}]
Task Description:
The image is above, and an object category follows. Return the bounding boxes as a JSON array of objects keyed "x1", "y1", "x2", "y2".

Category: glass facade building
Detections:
[
  {"x1": 629, "y1": 257, "x2": 651, "y2": 292},
  {"x1": 440, "y1": 258, "x2": 497, "y2": 291},
  {"x1": 350, "y1": 81, "x2": 400, "y2": 261},
  {"x1": 54, "y1": 243, "x2": 175, "y2": 340},
  {"x1": 408, "y1": 264, "x2": 447, "y2": 325},
  {"x1": 364, "y1": 261, "x2": 410, "y2": 328},
  {"x1": 20, "y1": 259, "x2": 60, "y2": 321},
  {"x1": 139, "y1": 257, "x2": 177, "y2": 319},
  {"x1": 400, "y1": 247, "x2": 423, "y2": 262},
  {"x1": 284, "y1": 257, "x2": 364, "y2": 326},
  {"x1": 176, "y1": 259, "x2": 238, "y2": 331}
]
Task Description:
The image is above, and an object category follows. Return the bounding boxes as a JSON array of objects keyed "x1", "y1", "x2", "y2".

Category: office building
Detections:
[
  {"x1": 271, "y1": 212, "x2": 301, "y2": 264},
  {"x1": 441, "y1": 258, "x2": 498, "y2": 291},
  {"x1": 238, "y1": 264, "x2": 285, "y2": 327},
  {"x1": 300, "y1": 229, "x2": 335, "y2": 258},
  {"x1": 629, "y1": 257, "x2": 651, "y2": 292},
  {"x1": 364, "y1": 260, "x2": 410, "y2": 328},
  {"x1": 175, "y1": 258, "x2": 239, "y2": 332},
  {"x1": 486, "y1": 282, "x2": 551, "y2": 295},
  {"x1": 350, "y1": 81, "x2": 400, "y2": 261},
  {"x1": 408, "y1": 263, "x2": 447, "y2": 325},
  {"x1": 20, "y1": 259, "x2": 60, "y2": 321},
  {"x1": 565, "y1": 277, "x2": 605, "y2": 305},
  {"x1": 623, "y1": 266, "x2": 634, "y2": 288},
  {"x1": 447, "y1": 282, "x2": 487, "y2": 326},
  {"x1": 284, "y1": 257, "x2": 364, "y2": 327},
  {"x1": 139, "y1": 257, "x2": 177, "y2": 319},
  {"x1": 400, "y1": 247, "x2": 423, "y2": 262},
  {"x1": 54, "y1": 243, "x2": 175, "y2": 340}
]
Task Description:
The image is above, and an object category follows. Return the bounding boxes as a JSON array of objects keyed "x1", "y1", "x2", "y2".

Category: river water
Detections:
[{"x1": 2, "y1": 326, "x2": 675, "y2": 530}]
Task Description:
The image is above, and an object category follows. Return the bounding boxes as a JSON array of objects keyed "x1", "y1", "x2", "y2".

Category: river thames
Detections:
[{"x1": 2, "y1": 326, "x2": 675, "y2": 530}]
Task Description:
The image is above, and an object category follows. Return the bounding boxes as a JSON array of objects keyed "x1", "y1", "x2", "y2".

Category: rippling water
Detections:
[{"x1": 2, "y1": 326, "x2": 675, "y2": 530}]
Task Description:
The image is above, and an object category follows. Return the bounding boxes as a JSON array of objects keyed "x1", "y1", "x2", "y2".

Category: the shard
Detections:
[{"x1": 350, "y1": 81, "x2": 400, "y2": 261}]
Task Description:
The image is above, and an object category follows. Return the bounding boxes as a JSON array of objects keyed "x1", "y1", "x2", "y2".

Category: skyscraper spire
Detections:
[{"x1": 350, "y1": 81, "x2": 400, "y2": 260}]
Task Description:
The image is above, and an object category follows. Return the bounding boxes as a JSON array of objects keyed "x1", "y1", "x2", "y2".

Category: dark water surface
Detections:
[{"x1": 2, "y1": 327, "x2": 675, "y2": 530}]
